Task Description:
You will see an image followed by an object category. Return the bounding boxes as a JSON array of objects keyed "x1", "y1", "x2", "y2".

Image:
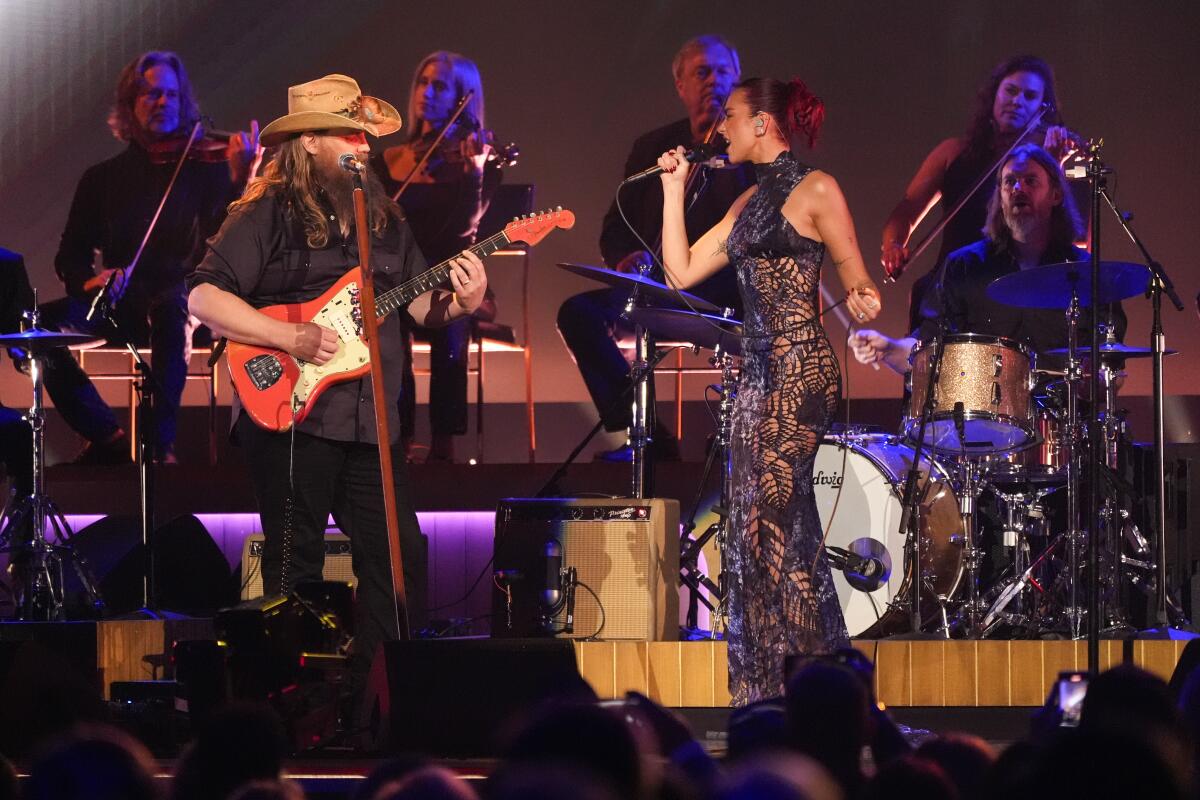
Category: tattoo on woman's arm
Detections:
[{"x1": 714, "y1": 238, "x2": 728, "y2": 257}]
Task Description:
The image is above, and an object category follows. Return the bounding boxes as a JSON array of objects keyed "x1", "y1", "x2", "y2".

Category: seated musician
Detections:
[
  {"x1": 42, "y1": 50, "x2": 258, "y2": 464},
  {"x1": 371, "y1": 51, "x2": 502, "y2": 463},
  {"x1": 556, "y1": 34, "x2": 753, "y2": 462},
  {"x1": 851, "y1": 144, "x2": 1125, "y2": 374}
]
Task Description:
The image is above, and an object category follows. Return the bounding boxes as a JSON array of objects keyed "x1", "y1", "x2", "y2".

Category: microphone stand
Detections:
[
  {"x1": 90, "y1": 282, "x2": 161, "y2": 613},
  {"x1": 1098, "y1": 183, "x2": 1188, "y2": 635},
  {"x1": 893, "y1": 312, "x2": 953, "y2": 638}
]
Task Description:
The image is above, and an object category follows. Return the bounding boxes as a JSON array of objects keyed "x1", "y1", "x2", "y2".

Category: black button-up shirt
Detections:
[
  {"x1": 190, "y1": 191, "x2": 426, "y2": 444},
  {"x1": 56, "y1": 143, "x2": 237, "y2": 303}
]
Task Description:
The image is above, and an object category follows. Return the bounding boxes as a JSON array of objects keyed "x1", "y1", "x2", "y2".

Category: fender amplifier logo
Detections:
[{"x1": 812, "y1": 469, "x2": 844, "y2": 489}]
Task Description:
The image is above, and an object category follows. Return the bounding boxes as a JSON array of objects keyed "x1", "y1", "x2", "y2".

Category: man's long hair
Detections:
[
  {"x1": 963, "y1": 55, "x2": 1062, "y2": 161},
  {"x1": 108, "y1": 51, "x2": 201, "y2": 143},
  {"x1": 232, "y1": 139, "x2": 399, "y2": 249},
  {"x1": 984, "y1": 143, "x2": 1083, "y2": 252},
  {"x1": 405, "y1": 51, "x2": 485, "y2": 142}
]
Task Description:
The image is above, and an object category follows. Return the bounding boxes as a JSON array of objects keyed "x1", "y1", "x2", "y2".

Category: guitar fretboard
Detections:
[{"x1": 374, "y1": 230, "x2": 512, "y2": 319}]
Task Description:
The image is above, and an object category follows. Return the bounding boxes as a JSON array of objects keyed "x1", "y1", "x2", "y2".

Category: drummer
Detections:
[{"x1": 851, "y1": 144, "x2": 1126, "y2": 374}]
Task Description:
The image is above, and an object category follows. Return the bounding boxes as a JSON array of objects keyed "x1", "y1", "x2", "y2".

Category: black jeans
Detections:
[
  {"x1": 38, "y1": 291, "x2": 189, "y2": 452},
  {"x1": 556, "y1": 288, "x2": 641, "y2": 433},
  {"x1": 399, "y1": 319, "x2": 470, "y2": 439},
  {"x1": 235, "y1": 415, "x2": 428, "y2": 682}
]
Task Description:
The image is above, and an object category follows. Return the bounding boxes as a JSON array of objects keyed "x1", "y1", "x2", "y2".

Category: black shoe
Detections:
[
  {"x1": 593, "y1": 435, "x2": 681, "y2": 463},
  {"x1": 72, "y1": 433, "x2": 131, "y2": 465}
]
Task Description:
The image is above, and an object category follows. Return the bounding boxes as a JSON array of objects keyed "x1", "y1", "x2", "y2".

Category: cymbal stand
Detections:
[
  {"x1": 954, "y1": 457, "x2": 986, "y2": 636},
  {"x1": 679, "y1": 345, "x2": 737, "y2": 634},
  {"x1": 1062, "y1": 281, "x2": 1085, "y2": 639},
  {"x1": 0, "y1": 300, "x2": 103, "y2": 619}
]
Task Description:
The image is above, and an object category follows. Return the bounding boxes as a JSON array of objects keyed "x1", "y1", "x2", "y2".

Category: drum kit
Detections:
[{"x1": 559, "y1": 253, "x2": 1182, "y2": 640}]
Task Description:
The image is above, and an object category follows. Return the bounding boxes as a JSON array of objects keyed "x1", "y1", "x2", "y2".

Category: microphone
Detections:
[
  {"x1": 86, "y1": 269, "x2": 123, "y2": 322},
  {"x1": 622, "y1": 143, "x2": 716, "y2": 183},
  {"x1": 339, "y1": 153, "x2": 366, "y2": 174},
  {"x1": 493, "y1": 569, "x2": 524, "y2": 583},
  {"x1": 826, "y1": 546, "x2": 882, "y2": 580},
  {"x1": 952, "y1": 401, "x2": 968, "y2": 450},
  {"x1": 541, "y1": 538, "x2": 563, "y2": 608}
]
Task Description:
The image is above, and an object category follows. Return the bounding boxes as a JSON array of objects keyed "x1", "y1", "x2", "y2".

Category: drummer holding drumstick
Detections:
[{"x1": 851, "y1": 144, "x2": 1125, "y2": 374}]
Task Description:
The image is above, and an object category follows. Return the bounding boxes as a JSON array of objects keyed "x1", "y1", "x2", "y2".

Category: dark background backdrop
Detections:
[{"x1": 2, "y1": 0, "x2": 1197, "y2": 454}]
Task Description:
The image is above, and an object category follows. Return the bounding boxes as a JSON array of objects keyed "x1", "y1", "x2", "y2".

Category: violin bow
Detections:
[{"x1": 112, "y1": 120, "x2": 205, "y2": 305}]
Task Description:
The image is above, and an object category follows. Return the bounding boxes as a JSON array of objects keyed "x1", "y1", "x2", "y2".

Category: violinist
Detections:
[
  {"x1": 42, "y1": 50, "x2": 258, "y2": 464},
  {"x1": 371, "y1": 51, "x2": 501, "y2": 463},
  {"x1": 878, "y1": 55, "x2": 1078, "y2": 332},
  {"x1": 557, "y1": 35, "x2": 753, "y2": 462}
]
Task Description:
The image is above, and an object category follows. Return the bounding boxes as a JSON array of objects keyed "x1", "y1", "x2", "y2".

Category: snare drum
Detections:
[
  {"x1": 987, "y1": 405, "x2": 1067, "y2": 486},
  {"x1": 905, "y1": 333, "x2": 1035, "y2": 455},
  {"x1": 814, "y1": 434, "x2": 964, "y2": 637}
]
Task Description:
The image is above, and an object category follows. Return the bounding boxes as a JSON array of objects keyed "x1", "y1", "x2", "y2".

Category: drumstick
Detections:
[{"x1": 821, "y1": 282, "x2": 880, "y2": 370}]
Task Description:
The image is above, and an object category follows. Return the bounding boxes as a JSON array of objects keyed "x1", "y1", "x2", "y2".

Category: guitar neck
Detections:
[{"x1": 374, "y1": 230, "x2": 512, "y2": 320}]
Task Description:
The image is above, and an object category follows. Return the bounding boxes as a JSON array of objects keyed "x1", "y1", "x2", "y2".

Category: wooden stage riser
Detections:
[
  {"x1": 572, "y1": 639, "x2": 1190, "y2": 708},
  {"x1": 15, "y1": 621, "x2": 1189, "y2": 709}
]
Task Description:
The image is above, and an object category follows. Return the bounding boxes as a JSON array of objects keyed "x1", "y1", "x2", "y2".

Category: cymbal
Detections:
[
  {"x1": 0, "y1": 329, "x2": 99, "y2": 351},
  {"x1": 557, "y1": 262, "x2": 720, "y2": 313},
  {"x1": 1044, "y1": 342, "x2": 1178, "y2": 359},
  {"x1": 986, "y1": 260, "x2": 1151, "y2": 309},
  {"x1": 627, "y1": 307, "x2": 742, "y2": 356}
]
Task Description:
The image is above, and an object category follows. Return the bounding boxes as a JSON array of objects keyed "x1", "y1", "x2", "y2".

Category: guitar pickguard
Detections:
[{"x1": 292, "y1": 282, "x2": 369, "y2": 406}]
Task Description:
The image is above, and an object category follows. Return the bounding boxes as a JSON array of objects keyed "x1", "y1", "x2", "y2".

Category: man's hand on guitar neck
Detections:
[{"x1": 289, "y1": 321, "x2": 339, "y2": 366}]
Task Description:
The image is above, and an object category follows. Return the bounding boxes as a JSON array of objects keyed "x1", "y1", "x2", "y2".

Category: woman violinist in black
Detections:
[{"x1": 371, "y1": 51, "x2": 501, "y2": 463}]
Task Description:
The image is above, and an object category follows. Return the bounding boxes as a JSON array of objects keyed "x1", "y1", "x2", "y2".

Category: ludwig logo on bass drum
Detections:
[{"x1": 812, "y1": 470, "x2": 843, "y2": 489}]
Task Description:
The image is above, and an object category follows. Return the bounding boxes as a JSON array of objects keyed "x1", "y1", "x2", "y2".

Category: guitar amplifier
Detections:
[
  {"x1": 240, "y1": 532, "x2": 357, "y2": 600},
  {"x1": 492, "y1": 498, "x2": 679, "y2": 640}
]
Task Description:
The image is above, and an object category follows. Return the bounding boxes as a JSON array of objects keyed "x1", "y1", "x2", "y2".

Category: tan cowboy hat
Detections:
[{"x1": 259, "y1": 73, "x2": 402, "y2": 147}]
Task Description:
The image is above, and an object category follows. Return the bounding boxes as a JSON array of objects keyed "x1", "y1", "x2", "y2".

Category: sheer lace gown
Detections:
[{"x1": 724, "y1": 150, "x2": 849, "y2": 706}]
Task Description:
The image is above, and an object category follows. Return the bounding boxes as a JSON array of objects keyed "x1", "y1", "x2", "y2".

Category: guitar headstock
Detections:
[{"x1": 504, "y1": 207, "x2": 576, "y2": 246}]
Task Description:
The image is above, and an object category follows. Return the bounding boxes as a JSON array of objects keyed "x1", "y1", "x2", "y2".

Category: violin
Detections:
[
  {"x1": 144, "y1": 126, "x2": 231, "y2": 165},
  {"x1": 383, "y1": 113, "x2": 518, "y2": 188}
]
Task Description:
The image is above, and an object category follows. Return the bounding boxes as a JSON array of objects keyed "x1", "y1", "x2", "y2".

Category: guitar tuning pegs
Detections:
[
  {"x1": 512, "y1": 216, "x2": 518, "y2": 222},
  {"x1": 556, "y1": 205, "x2": 562, "y2": 212}
]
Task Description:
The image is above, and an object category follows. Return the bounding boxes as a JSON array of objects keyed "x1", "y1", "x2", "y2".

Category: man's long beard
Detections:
[{"x1": 1004, "y1": 209, "x2": 1040, "y2": 243}]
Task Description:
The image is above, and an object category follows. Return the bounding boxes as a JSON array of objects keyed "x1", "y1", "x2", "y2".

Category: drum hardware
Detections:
[
  {"x1": 678, "y1": 343, "x2": 739, "y2": 635},
  {"x1": 0, "y1": 301, "x2": 104, "y2": 620}
]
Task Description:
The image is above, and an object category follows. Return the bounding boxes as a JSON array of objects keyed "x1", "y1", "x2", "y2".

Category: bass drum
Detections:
[{"x1": 813, "y1": 434, "x2": 964, "y2": 637}]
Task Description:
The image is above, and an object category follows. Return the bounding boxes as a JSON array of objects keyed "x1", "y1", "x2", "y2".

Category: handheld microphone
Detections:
[
  {"x1": 622, "y1": 143, "x2": 716, "y2": 183},
  {"x1": 339, "y1": 153, "x2": 366, "y2": 174}
]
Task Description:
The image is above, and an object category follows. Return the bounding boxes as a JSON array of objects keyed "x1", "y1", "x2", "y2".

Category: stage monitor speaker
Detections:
[
  {"x1": 363, "y1": 637, "x2": 592, "y2": 757},
  {"x1": 64, "y1": 513, "x2": 235, "y2": 617},
  {"x1": 492, "y1": 497, "x2": 679, "y2": 640},
  {"x1": 240, "y1": 532, "x2": 357, "y2": 599}
]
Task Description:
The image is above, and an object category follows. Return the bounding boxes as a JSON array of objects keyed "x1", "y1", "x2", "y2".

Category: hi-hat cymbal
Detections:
[
  {"x1": 557, "y1": 262, "x2": 720, "y2": 313},
  {"x1": 987, "y1": 260, "x2": 1151, "y2": 309},
  {"x1": 0, "y1": 329, "x2": 100, "y2": 351},
  {"x1": 1044, "y1": 342, "x2": 1177, "y2": 359},
  {"x1": 627, "y1": 307, "x2": 742, "y2": 356}
]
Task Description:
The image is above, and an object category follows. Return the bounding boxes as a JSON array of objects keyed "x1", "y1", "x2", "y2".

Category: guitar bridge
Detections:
[{"x1": 244, "y1": 354, "x2": 284, "y2": 390}]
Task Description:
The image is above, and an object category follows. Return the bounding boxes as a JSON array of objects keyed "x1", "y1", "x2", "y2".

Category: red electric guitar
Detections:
[{"x1": 228, "y1": 207, "x2": 575, "y2": 431}]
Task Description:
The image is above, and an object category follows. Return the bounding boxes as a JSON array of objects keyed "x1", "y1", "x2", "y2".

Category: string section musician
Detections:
[
  {"x1": 557, "y1": 34, "x2": 753, "y2": 462},
  {"x1": 880, "y1": 55, "x2": 1077, "y2": 333},
  {"x1": 44, "y1": 50, "x2": 259, "y2": 464},
  {"x1": 188, "y1": 74, "x2": 490, "y2": 684},
  {"x1": 371, "y1": 51, "x2": 502, "y2": 463}
]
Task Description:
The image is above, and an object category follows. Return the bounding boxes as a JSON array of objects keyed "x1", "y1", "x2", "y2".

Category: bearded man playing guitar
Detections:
[{"x1": 188, "y1": 74, "x2": 489, "y2": 689}]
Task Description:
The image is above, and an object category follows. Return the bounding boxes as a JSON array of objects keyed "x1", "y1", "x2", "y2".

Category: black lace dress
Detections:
[{"x1": 724, "y1": 150, "x2": 849, "y2": 705}]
